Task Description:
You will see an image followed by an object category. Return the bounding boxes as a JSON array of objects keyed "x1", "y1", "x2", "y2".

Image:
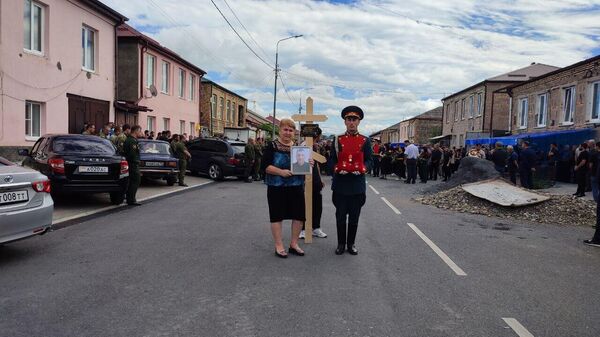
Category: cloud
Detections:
[{"x1": 102, "y1": 0, "x2": 600, "y2": 135}]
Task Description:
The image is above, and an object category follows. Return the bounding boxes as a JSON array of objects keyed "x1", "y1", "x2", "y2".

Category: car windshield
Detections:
[
  {"x1": 52, "y1": 137, "x2": 116, "y2": 155},
  {"x1": 140, "y1": 142, "x2": 171, "y2": 155},
  {"x1": 231, "y1": 144, "x2": 245, "y2": 155}
]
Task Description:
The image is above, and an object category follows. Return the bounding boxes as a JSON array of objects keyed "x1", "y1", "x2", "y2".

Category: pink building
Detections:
[
  {"x1": 0, "y1": 0, "x2": 127, "y2": 159},
  {"x1": 116, "y1": 24, "x2": 206, "y2": 138}
]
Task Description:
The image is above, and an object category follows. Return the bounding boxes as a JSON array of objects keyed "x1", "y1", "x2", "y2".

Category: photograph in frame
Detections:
[{"x1": 291, "y1": 146, "x2": 312, "y2": 175}]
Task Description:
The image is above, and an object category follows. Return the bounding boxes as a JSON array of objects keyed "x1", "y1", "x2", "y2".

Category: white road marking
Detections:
[
  {"x1": 368, "y1": 185, "x2": 380, "y2": 195},
  {"x1": 381, "y1": 197, "x2": 401, "y2": 214},
  {"x1": 407, "y1": 223, "x2": 467, "y2": 276},
  {"x1": 502, "y1": 318, "x2": 534, "y2": 337}
]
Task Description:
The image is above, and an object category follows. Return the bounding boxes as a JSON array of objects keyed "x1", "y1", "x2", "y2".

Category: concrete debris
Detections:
[
  {"x1": 461, "y1": 179, "x2": 550, "y2": 207},
  {"x1": 425, "y1": 157, "x2": 500, "y2": 194},
  {"x1": 417, "y1": 186, "x2": 595, "y2": 227}
]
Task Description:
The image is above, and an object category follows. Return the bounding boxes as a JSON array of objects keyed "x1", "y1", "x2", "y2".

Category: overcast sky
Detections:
[{"x1": 103, "y1": 0, "x2": 600, "y2": 135}]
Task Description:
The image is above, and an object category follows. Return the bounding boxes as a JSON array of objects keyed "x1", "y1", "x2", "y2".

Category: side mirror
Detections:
[{"x1": 18, "y1": 149, "x2": 29, "y2": 156}]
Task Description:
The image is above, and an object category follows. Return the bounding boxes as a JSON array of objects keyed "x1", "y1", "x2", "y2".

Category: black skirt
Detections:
[{"x1": 267, "y1": 185, "x2": 306, "y2": 223}]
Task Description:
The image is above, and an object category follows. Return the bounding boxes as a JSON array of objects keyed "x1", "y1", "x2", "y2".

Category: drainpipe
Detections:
[
  {"x1": 508, "y1": 95, "x2": 513, "y2": 134},
  {"x1": 114, "y1": 23, "x2": 120, "y2": 121},
  {"x1": 139, "y1": 44, "x2": 147, "y2": 102},
  {"x1": 489, "y1": 89, "x2": 495, "y2": 138}
]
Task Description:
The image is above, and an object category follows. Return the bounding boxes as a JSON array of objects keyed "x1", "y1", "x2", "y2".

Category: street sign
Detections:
[{"x1": 292, "y1": 97, "x2": 327, "y2": 244}]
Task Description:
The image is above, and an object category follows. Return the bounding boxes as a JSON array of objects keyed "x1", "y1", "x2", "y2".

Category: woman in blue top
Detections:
[{"x1": 262, "y1": 118, "x2": 312, "y2": 258}]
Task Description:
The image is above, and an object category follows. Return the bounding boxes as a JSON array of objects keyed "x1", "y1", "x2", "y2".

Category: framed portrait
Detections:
[{"x1": 291, "y1": 146, "x2": 312, "y2": 175}]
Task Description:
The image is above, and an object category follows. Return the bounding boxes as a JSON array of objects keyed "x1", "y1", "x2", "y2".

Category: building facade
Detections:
[
  {"x1": 245, "y1": 109, "x2": 270, "y2": 140},
  {"x1": 380, "y1": 122, "x2": 400, "y2": 144},
  {"x1": 0, "y1": 0, "x2": 127, "y2": 159},
  {"x1": 441, "y1": 63, "x2": 559, "y2": 148},
  {"x1": 116, "y1": 24, "x2": 205, "y2": 138},
  {"x1": 508, "y1": 55, "x2": 600, "y2": 135},
  {"x1": 199, "y1": 79, "x2": 247, "y2": 137},
  {"x1": 399, "y1": 107, "x2": 443, "y2": 144}
]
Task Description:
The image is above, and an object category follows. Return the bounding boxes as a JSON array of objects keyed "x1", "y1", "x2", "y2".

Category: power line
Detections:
[
  {"x1": 210, "y1": 0, "x2": 274, "y2": 69},
  {"x1": 221, "y1": 0, "x2": 273, "y2": 64},
  {"x1": 278, "y1": 73, "x2": 298, "y2": 106}
]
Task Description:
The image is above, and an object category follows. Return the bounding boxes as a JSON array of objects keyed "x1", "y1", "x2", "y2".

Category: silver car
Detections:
[{"x1": 0, "y1": 156, "x2": 53, "y2": 244}]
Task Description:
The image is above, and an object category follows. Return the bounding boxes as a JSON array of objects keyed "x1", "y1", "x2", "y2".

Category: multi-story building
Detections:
[
  {"x1": 380, "y1": 122, "x2": 400, "y2": 144},
  {"x1": 245, "y1": 109, "x2": 270, "y2": 140},
  {"x1": 199, "y1": 79, "x2": 247, "y2": 136},
  {"x1": 507, "y1": 55, "x2": 600, "y2": 137},
  {"x1": 0, "y1": 0, "x2": 127, "y2": 159},
  {"x1": 116, "y1": 24, "x2": 206, "y2": 138},
  {"x1": 441, "y1": 63, "x2": 559, "y2": 148},
  {"x1": 399, "y1": 107, "x2": 443, "y2": 144}
]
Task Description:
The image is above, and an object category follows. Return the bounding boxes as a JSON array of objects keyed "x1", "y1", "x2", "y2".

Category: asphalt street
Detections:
[{"x1": 1, "y1": 176, "x2": 599, "y2": 337}]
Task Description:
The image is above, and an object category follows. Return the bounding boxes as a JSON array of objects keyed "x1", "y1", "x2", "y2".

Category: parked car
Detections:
[
  {"x1": 186, "y1": 138, "x2": 247, "y2": 180},
  {"x1": 0, "y1": 156, "x2": 53, "y2": 244},
  {"x1": 20, "y1": 134, "x2": 129, "y2": 205},
  {"x1": 138, "y1": 139, "x2": 179, "y2": 186}
]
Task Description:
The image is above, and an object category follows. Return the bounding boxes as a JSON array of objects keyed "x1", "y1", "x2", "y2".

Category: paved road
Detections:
[{"x1": 1, "y1": 176, "x2": 599, "y2": 337}]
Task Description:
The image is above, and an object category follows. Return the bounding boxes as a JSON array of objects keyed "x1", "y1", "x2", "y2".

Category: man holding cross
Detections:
[{"x1": 331, "y1": 106, "x2": 372, "y2": 255}]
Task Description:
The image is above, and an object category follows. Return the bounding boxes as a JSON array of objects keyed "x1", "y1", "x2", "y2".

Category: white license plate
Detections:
[
  {"x1": 78, "y1": 166, "x2": 109, "y2": 173},
  {"x1": 0, "y1": 190, "x2": 29, "y2": 205},
  {"x1": 145, "y1": 161, "x2": 163, "y2": 167}
]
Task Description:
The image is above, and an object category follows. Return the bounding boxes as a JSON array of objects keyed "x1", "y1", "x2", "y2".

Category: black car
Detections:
[
  {"x1": 186, "y1": 138, "x2": 247, "y2": 180},
  {"x1": 138, "y1": 139, "x2": 179, "y2": 186},
  {"x1": 20, "y1": 134, "x2": 129, "y2": 205}
]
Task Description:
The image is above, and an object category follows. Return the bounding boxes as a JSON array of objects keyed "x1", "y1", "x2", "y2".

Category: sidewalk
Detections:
[
  {"x1": 52, "y1": 175, "x2": 212, "y2": 226},
  {"x1": 542, "y1": 181, "x2": 595, "y2": 201}
]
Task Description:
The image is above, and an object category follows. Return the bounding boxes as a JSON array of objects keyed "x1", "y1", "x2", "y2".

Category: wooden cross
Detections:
[{"x1": 292, "y1": 97, "x2": 327, "y2": 243}]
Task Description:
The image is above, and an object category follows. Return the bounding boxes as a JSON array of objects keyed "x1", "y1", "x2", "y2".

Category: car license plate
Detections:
[
  {"x1": 78, "y1": 166, "x2": 109, "y2": 173},
  {"x1": 145, "y1": 161, "x2": 163, "y2": 167},
  {"x1": 0, "y1": 190, "x2": 29, "y2": 205}
]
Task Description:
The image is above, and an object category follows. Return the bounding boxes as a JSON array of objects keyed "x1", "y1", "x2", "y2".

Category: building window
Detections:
[
  {"x1": 147, "y1": 116, "x2": 155, "y2": 132},
  {"x1": 563, "y1": 86, "x2": 575, "y2": 124},
  {"x1": 536, "y1": 93, "x2": 548, "y2": 127},
  {"x1": 163, "y1": 118, "x2": 170, "y2": 131},
  {"x1": 190, "y1": 122, "x2": 195, "y2": 136},
  {"x1": 518, "y1": 98, "x2": 528, "y2": 129},
  {"x1": 469, "y1": 95, "x2": 474, "y2": 118},
  {"x1": 211, "y1": 94, "x2": 217, "y2": 118},
  {"x1": 82, "y1": 26, "x2": 96, "y2": 71},
  {"x1": 454, "y1": 101, "x2": 458, "y2": 121},
  {"x1": 24, "y1": 0, "x2": 44, "y2": 54},
  {"x1": 178, "y1": 69, "x2": 185, "y2": 98},
  {"x1": 445, "y1": 104, "x2": 450, "y2": 123},
  {"x1": 590, "y1": 81, "x2": 600, "y2": 121},
  {"x1": 461, "y1": 99, "x2": 466, "y2": 120},
  {"x1": 459, "y1": 134, "x2": 464, "y2": 146},
  {"x1": 477, "y1": 93, "x2": 483, "y2": 116},
  {"x1": 226, "y1": 100, "x2": 231, "y2": 122},
  {"x1": 189, "y1": 74, "x2": 195, "y2": 101},
  {"x1": 146, "y1": 54, "x2": 156, "y2": 88},
  {"x1": 161, "y1": 61, "x2": 170, "y2": 93},
  {"x1": 219, "y1": 97, "x2": 224, "y2": 119},
  {"x1": 180, "y1": 120, "x2": 185, "y2": 134},
  {"x1": 25, "y1": 101, "x2": 41, "y2": 137}
]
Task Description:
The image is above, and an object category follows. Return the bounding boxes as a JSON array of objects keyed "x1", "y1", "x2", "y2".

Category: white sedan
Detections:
[{"x1": 0, "y1": 157, "x2": 53, "y2": 244}]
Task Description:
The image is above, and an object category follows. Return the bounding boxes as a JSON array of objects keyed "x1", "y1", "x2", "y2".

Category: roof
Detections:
[
  {"x1": 265, "y1": 116, "x2": 280, "y2": 125},
  {"x1": 400, "y1": 106, "x2": 443, "y2": 123},
  {"x1": 505, "y1": 54, "x2": 600, "y2": 93},
  {"x1": 246, "y1": 109, "x2": 270, "y2": 125},
  {"x1": 442, "y1": 63, "x2": 560, "y2": 101},
  {"x1": 201, "y1": 79, "x2": 247, "y2": 101},
  {"x1": 382, "y1": 122, "x2": 401, "y2": 131},
  {"x1": 117, "y1": 24, "x2": 206, "y2": 76},
  {"x1": 82, "y1": 0, "x2": 128, "y2": 23}
]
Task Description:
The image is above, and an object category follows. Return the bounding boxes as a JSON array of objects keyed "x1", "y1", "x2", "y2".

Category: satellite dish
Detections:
[{"x1": 149, "y1": 84, "x2": 158, "y2": 97}]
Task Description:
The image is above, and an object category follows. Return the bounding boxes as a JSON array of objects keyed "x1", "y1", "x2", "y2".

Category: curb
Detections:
[{"x1": 51, "y1": 181, "x2": 214, "y2": 230}]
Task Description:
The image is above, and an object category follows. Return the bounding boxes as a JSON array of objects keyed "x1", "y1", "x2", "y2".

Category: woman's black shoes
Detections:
[
  {"x1": 335, "y1": 245, "x2": 345, "y2": 255},
  {"x1": 288, "y1": 247, "x2": 305, "y2": 256}
]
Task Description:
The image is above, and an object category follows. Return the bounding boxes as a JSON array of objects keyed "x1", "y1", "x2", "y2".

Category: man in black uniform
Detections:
[
  {"x1": 331, "y1": 106, "x2": 372, "y2": 255},
  {"x1": 123, "y1": 125, "x2": 143, "y2": 206}
]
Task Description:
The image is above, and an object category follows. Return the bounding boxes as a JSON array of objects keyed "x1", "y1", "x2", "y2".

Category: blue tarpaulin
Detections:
[{"x1": 465, "y1": 128, "x2": 598, "y2": 148}]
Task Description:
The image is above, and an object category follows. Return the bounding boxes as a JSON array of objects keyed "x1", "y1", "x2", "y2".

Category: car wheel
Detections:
[
  {"x1": 208, "y1": 163, "x2": 223, "y2": 180},
  {"x1": 110, "y1": 192, "x2": 125, "y2": 205},
  {"x1": 166, "y1": 176, "x2": 176, "y2": 186}
]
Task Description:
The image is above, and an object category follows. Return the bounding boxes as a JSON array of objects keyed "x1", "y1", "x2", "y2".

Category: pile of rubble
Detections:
[
  {"x1": 417, "y1": 186, "x2": 596, "y2": 227},
  {"x1": 425, "y1": 157, "x2": 500, "y2": 194}
]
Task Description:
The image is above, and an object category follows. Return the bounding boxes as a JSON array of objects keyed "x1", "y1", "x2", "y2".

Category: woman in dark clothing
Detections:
[
  {"x1": 394, "y1": 148, "x2": 406, "y2": 179},
  {"x1": 418, "y1": 147, "x2": 430, "y2": 183},
  {"x1": 380, "y1": 146, "x2": 393, "y2": 179}
]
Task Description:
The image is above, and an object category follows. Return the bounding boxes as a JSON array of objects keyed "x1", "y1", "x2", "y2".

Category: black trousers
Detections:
[
  {"x1": 442, "y1": 164, "x2": 452, "y2": 180},
  {"x1": 303, "y1": 191, "x2": 322, "y2": 230},
  {"x1": 372, "y1": 157, "x2": 380, "y2": 177},
  {"x1": 332, "y1": 192, "x2": 366, "y2": 246},
  {"x1": 576, "y1": 169, "x2": 587, "y2": 195},
  {"x1": 508, "y1": 169, "x2": 517, "y2": 185},
  {"x1": 429, "y1": 162, "x2": 439, "y2": 180},
  {"x1": 593, "y1": 199, "x2": 600, "y2": 242},
  {"x1": 406, "y1": 159, "x2": 417, "y2": 183},
  {"x1": 520, "y1": 168, "x2": 533, "y2": 189}
]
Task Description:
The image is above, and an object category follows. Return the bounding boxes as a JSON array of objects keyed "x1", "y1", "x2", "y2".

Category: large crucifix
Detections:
[{"x1": 291, "y1": 97, "x2": 327, "y2": 243}]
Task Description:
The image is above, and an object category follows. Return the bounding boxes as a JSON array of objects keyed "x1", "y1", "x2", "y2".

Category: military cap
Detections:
[{"x1": 341, "y1": 106, "x2": 364, "y2": 120}]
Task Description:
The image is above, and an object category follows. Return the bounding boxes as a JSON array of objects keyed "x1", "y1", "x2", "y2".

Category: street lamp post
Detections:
[{"x1": 271, "y1": 34, "x2": 303, "y2": 139}]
